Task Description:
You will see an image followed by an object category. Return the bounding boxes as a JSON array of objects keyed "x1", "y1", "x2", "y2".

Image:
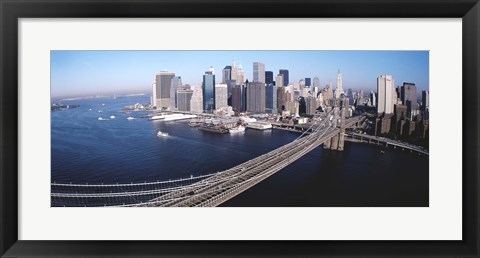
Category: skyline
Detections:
[{"x1": 51, "y1": 50, "x2": 429, "y2": 98}]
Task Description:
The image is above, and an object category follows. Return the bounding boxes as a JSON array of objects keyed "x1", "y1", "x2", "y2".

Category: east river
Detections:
[{"x1": 51, "y1": 95, "x2": 428, "y2": 207}]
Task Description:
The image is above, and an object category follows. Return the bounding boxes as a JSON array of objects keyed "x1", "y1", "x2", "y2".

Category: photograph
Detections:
[{"x1": 50, "y1": 50, "x2": 429, "y2": 207}]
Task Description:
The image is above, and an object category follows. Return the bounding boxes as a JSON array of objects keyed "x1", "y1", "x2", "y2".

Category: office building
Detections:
[
  {"x1": 177, "y1": 88, "x2": 193, "y2": 112},
  {"x1": 305, "y1": 78, "x2": 311, "y2": 87},
  {"x1": 279, "y1": 69, "x2": 289, "y2": 86},
  {"x1": 222, "y1": 66, "x2": 231, "y2": 84},
  {"x1": 401, "y1": 82, "x2": 417, "y2": 116},
  {"x1": 253, "y1": 62, "x2": 266, "y2": 83},
  {"x1": 422, "y1": 90, "x2": 429, "y2": 111},
  {"x1": 335, "y1": 69, "x2": 343, "y2": 99},
  {"x1": 215, "y1": 84, "x2": 228, "y2": 110},
  {"x1": 237, "y1": 64, "x2": 245, "y2": 85},
  {"x1": 202, "y1": 67, "x2": 216, "y2": 112},
  {"x1": 305, "y1": 96, "x2": 317, "y2": 115},
  {"x1": 190, "y1": 85, "x2": 203, "y2": 113},
  {"x1": 265, "y1": 71, "x2": 274, "y2": 85},
  {"x1": 377, "y1": 75, "x2": 395, "y2": 114},
  {"x1": 170, "y1": 76, "x2": 182, "y2": 109},
  {"x1": 231, "y1": 59, "x2": 237, "y2": 81},
  {"x1": 265, "y1": 84, "x2": 277, "y2": 114},
  {"x1": 277, "y1": 86, "x2": 286, "y2": 112},
  {"x1": 154, "y1": 71, "x2": 175, "y2": 109},
  {"x1": 247, "y1": 81, "x2": 266, "y2": 113},
  {"x1": 275, "y1": 74, "x2": 284, "y2": 87},
  {"x1": 232, "y1": 85, "x2": 246, "y2": 113}
]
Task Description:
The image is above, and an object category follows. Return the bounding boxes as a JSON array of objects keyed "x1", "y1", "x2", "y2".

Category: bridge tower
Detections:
[{"x1": 323, "y1": 97, "x2": 348, "y2": 151}]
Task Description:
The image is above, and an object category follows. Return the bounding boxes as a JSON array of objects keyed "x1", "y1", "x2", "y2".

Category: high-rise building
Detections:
[
  {"x1": 246, "y1": 81, "x2": 265, "y2": 113},
  {"x1": 190, "y1": 85, "x2": 203, "y2": 113},
  {"x1": 154, "y1": 71, "x2": 175, "y2": 109},
  {"x1": 279, "y1": 69, "x2": 289, "y2": 86},
  {"x1": 253, "y1": 62, "x2": 266, "y2": 83},
  {"x1": 265, "y1": 84, "x2": 277, "y2": 114},
  {"x1": 236, "y1": 64, "x2": 245, "y2": 85},
  {"x1": 377, "y1": 75, "x2": 395, "y2": 114},
  {"x1": 177, "y1": 88, "x2": 193, "y2": 111},
  {"x1": 222, "y1": 66, "x2": 232, "y2": 84},
  {"x1": 305, "y1": 78, "x2": 311, "y2": 87},
  {"x1": 313, "y1": 76, "x2": 320, "y2": 88},
  {"x1": 202, "y1": 67, "x2": 216, "y2": 112},
  {"x1": 401, "y1": 82, "x2": 417, "y2": 116},
  {"x1": 215, "y1": 84, "x2": 228, "y2": 110},
  {"x1": 265, "y1": 71, "x2": 274, "y2": 85},
  {"x1": 170, "y1": 76, "x2": 182, "y2": 109},
  {"x1": 150, "y1": 79, "x2": 156, "y2": 107},
  {"x1": 276, "y1": 86, "x2": 286, "y2": 112},
  {"x1": 305, "y1": 96, "x2": 317, "y2": 115},
  {"x1": 275, "y1": 74, "x2": 284, "y2": 87},
  {"x1": 335, "y1": 69, "x2": 343, "y2": 99},
  {"x1": 370, "y1": 91, "x2": 377, "y2": 107},
  {"x1": 231, "y1": 59, "x2": 237, "y2": 81},
  {"x1": 232, "y1": 85, "x2": 246, "y2": 114},
  {"x1": 422, "y1": 90, "x2": 429, "y2": 111}
]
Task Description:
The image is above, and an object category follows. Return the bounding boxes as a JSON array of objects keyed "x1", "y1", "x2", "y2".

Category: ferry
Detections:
[
  {"x1": 229, "y1": 125, "x2": 245, "y2": 134},
  {"x1": 157, "y1": 131, "x2": 169, "y2": 137},
  {"x1": 246, "y1": 122, "x2": 272, "y2": 130},
  {"x1": 149, "y1": 113, "x2": 197, "y2": 121}
]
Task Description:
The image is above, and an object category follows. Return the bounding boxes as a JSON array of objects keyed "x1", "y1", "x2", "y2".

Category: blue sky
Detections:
[{"x1": 51, "y1": 50, "x2": 429, "y2": 98}]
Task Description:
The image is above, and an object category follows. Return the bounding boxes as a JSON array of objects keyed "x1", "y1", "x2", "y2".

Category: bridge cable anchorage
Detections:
[{"x1": 51, "y1": 111, "x2": 364, "y2": 207}]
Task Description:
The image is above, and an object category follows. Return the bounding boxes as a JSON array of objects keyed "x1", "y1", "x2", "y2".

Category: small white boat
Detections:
[
  {"x1": 110, "y1": 115, "x2": 116, "y2": 119},
  {"x1": 157, "y1": 131, "x2": 169, "y2": 137},
  {"x1": 229, "y1": 125, "x2": 245, "y2": 134},
  {"x1": 98, "y1": 117, "x2": 107, "y2": 121},
  {"x1": 127, "y1": 116, "x2": 135, "y2": 120}
]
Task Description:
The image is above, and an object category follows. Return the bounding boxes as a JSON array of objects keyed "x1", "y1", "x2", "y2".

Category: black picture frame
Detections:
[{"x1": 1, "y1": 0, "x2": 479, "y2": 257}]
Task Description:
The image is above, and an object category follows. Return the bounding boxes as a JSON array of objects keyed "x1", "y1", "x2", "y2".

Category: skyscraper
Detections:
[
  {"x1": 401, "y1": 82, "x2": 417, "y2": 116},
  {"x1": 231, "y1": 59, "x2": 237, "y2": 81},
  {"x1": 246, "y1": 81, "x2": 265, "y2": 113},
  {"x1": 202, "y1": 67, "x2": 215, "y2": 112},
  {"x1": 422, "y1": 90, "x2": 429, "y2": 111},
  {"x1": 312, "y1": 76, "x2": 320, "y2": 89},
  {"x1": 335, "y1": 69, "x2": 343, "y2": 99},
  {"x1": 150, "y1": 79, "x2": 156, "y2": 107},
  {"x1": 253, "y1": 62, "x2": 266, "y2": 83},
  {"x1": 275, "y1": 74, "x2": 284, "y2": 87},
  {"x1": 236, "y1": 64, "x2": 245, "y2": 85},
  {"x1": 177, "y1": 88, "x2": 193, "y2": 111},
  {"x1": 154, "y1": 71, "x2": 175, "y2": 109},
  {"x1": 377, "y1": 75, "x2": 395, "y2": 114},
  {"x1": 232, "y1": 85, "x2": 246, "y2": 114},
  {"x1": 190, "y1": 85, "x2": 203, "y2": 113},
  {"x1": 305, "y1": 96, "x2": 317, "y2": 115},
  {"x1": 279, "y1": 69, "x2": 289, "y2": 86},
  {"x1": 305, "y1": 78, "x2": 311, "y2": 87},
  {"x1": 215, "y1": 84, "x2": 228, "y2": 110},
  {"x1": 222, "y1": 66, "x2": 231, "y2": 84},
  {"x1": 265, "y1": 71, "x2": 274, "y2": 85},
  {"x1": 265, "y1": 84, "x2": 277, "y2": 114},
  {"x1": 170, "y1": 76, "x2": 182, "y2": 109}
]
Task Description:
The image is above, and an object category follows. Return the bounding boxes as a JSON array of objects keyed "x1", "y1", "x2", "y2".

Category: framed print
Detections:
[{"x1": 1, "y1": 0, "x2": 479, "y2": 257}]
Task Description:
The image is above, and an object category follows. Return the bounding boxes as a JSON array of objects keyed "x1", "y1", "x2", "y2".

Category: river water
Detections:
[{"x1": 51, "y1": 95, "x2": 428, "y2": 207}]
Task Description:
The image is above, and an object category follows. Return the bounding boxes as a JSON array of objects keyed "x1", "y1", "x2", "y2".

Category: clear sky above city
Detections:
[{"x1": 51, "y1": 50, "x2": 429, "y2": 98}]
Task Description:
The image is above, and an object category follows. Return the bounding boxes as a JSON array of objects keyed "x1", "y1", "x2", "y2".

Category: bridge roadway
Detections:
[{"x1": 132, "y1": 116, "x2": 363, "y2": 207}]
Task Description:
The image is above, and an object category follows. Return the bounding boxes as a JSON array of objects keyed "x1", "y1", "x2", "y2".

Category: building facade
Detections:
[
  {"x1": 253, "y1": 62, "x2": 266, "y2": 83},
  {"x1": 246, "y1": 81, "x2": 266, "y2": 113},
  {"x1": 279, "y1": 69, "x2": 289, "y2": 86},
  {"x1": 154, "y1": 71, "x2": 175, "y2": 109},
  {"x1": 377, "y1": 75, "x2": 395, "y2": 114},
  {"x1": 202, "y1": 68, "x2": 216, "y2": 112},
  {"x1": 215, "y1": 84, "x2": 228, "y2": 110}
]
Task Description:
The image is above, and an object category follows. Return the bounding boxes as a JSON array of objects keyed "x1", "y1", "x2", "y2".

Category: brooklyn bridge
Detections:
[{"x1": 52, "y1": 104, "x2": 366, "y2": 207}]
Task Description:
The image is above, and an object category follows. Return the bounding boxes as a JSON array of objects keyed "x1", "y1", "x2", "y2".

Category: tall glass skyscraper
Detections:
[
  {"x1": 202, "y1": 68, "x2": 216, "y2": 112},
  {"x1": 253, "y1": 62, "x2": 266, "y2": 83},
  {"x1": 265, "y1": 84, "x2": 277, "y2": 114},
  {"x1": 265, "y1": 71, "x2": 274, "y2": 85}
]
